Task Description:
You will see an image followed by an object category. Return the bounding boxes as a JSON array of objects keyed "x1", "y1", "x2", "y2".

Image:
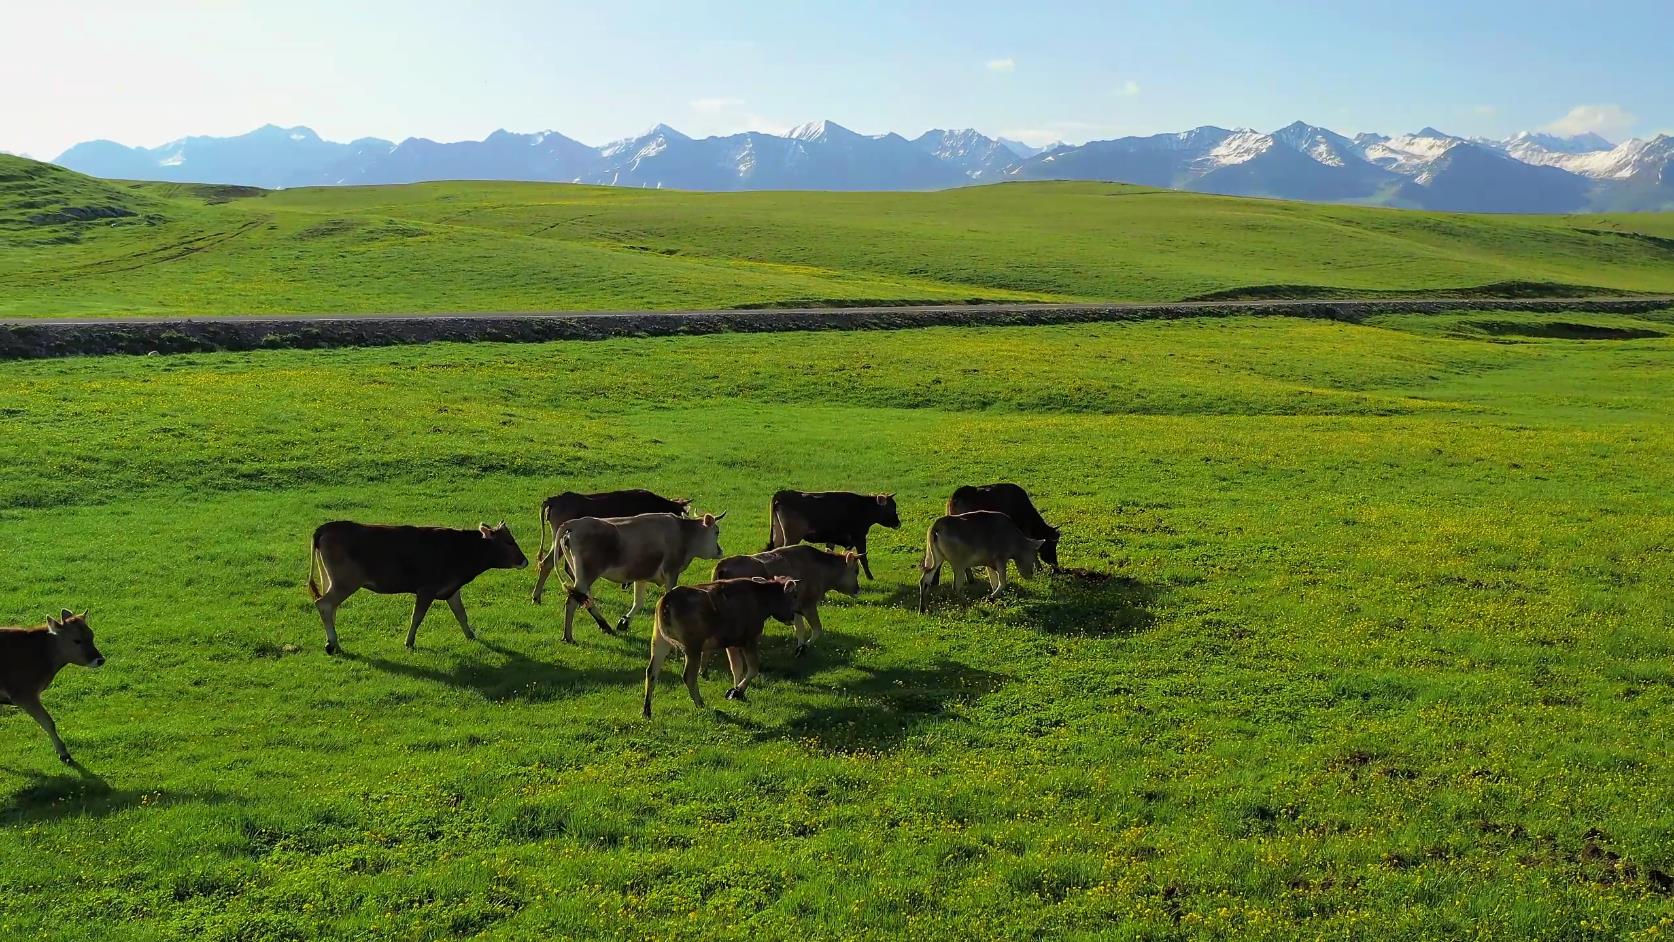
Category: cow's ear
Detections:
[
  {"x1": 46, "y1": 616, "x2": 61, "y2": 630},
  {"x1": 479, "y1": 523, "x2": 493, "y2": 537},
  {"x1": 784, "y1": 579, "x2": 800, "y2": 595},
  {"x1": 60, "y1": 608, "x2": 74, "y2": 621},
  {"x1": 701, "y1": 513, "x2": 715, "y2": 526},
  {"x1": 844, "y1": 550, "x2": 859, "y2": 563}
]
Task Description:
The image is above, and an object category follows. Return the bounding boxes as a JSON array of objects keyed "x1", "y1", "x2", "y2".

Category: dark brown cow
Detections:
[
  {"x1": 1, "y1": 610, "x2": 104, "y2": 764},
  {"x1": 765, "y1": 490, "x2": 900, "y2": 580},
  {"x1": 643, "y1": 577, "x2": 800, "y2": 717},
  {"x1": 948, "y1": 482, "x2": 1062, "y2": 571},
  {"x1": 553, "y1": 512, "x2": 725, "y2": 643},
  {"x1": 919, "y1": 511, "x2": 1046, "y2": 612},
  {"x1": 713, "y1": 545, "x2": 861, "y2": 655},
  {"x1": 307, "y1": 521, "x2": 529, "y2": 654},
  {"x1": 532, "y1": 489, "x2": 691, "y2": 601}
]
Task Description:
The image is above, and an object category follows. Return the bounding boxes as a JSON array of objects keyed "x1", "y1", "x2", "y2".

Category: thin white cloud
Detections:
[
  {"x1": 1473, "y1": 104, "x2": 1497, "y2": 117},
  {"x1": 986, "y1": 57, "x2": 1015, "y2": 73},
  {"x1": 1114, "y1": 80, "x2": 1141, "y2": 97},
  {"x1": 1544, "y1": 104, "x2": 1636, "y2": 139},
  {"x1": 690, "y1": 97, "x2": 745, "y2": 113}
]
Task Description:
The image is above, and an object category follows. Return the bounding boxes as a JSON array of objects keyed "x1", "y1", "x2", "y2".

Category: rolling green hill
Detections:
[{"x1": 2, "y1": 155, "x2": 1672, "y2": 318}]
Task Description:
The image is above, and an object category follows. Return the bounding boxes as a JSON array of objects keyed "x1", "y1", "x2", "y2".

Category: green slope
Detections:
[{"x1": 3, "y1": 155, "x2": 1673, "y2": 317}]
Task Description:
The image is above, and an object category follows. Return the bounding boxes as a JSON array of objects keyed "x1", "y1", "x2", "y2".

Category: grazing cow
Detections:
[
  {"x1": 307, "y1": 521, "x2": 530, "y2": 654},
  {"x1": 553, "y1": 512, "x2": 725, "y2": 643},
  {"x1": 713, "y1": 545, "x2": 861, "y2": 655},
  {"x1": 1, "y1": 610, "x2": 104, "y2": 764},
  {"x1": 532, "y1": 489, "x2": 691, "y2": 602},
  {"x1": 765, "y1": 490, "x2": 900, "y2": 579},
  {"x1": 918, "y1": 511, "x2": 1046, "y2": 612},
  {"x1": 948, "y1": 482, "x2": 1062, "y2": 571},
  {"x1": 643, "y1": 577, "x2": 800, "y2": 717}
]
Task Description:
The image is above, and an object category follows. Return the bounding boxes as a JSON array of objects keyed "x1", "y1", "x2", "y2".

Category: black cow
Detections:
[
  {"x1": 307, "y1": 521, "x2": 529, "y2": 654},
  {"x1": 764, "y1": 490, "x2": 900, "y2": 580},
  {"x1": 947, "y1": 483, "x2": 1061, "y2": 571}
]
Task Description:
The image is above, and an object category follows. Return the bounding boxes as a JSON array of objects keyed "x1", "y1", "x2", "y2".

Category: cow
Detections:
[
  {"x1": 713, "y1": 545, "x2": 861, "y2": 655},
  {"x1": 1, "y1": 610, "x2": 104, "y2": 764},
  {"x1": 764, "y1": 490, "x2": 900, "y2": 580},
  {"x1": 918, "y1": 511, "x2": 1046, "y2": 613},
  {"x1": 948, "y1": 482, "x2": 1062, "y2": 572},
  {"x1": 553, "y1": 512, "x2": 725, "y2": 643},
  {"x1": 307, "y1": 521, "x2": 530, "y2": 654},
  {"x1": 532, "y1": 489, "x2": 691, "y2": 602},
  {"x1": 643, "y1": 577, "x2": 800, "y2": 717}
]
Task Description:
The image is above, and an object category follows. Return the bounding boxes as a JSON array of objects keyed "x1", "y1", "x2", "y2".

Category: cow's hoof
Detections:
[
  {"x1": 463, "y1": 630, "x2": 477, "y2": 641},
  {"x1": 531, "y1": 595, "x2": 543, "y2": 606},
  {"x1": 795, "y1": 644, "x2": 808, "y2": 657},
  {"x1": 325, "y1": 643, "x2": 339, "y2": 655},
  {"x1": 725, "y1": 688, "x2": 747, "y2": 701},
  {"x1": 563, "y1": 636, "x2": 577, "y2": 646},
  {"x1": 642, "y1": 707, "x2": 653, "y2": 719},
  {"x1": 57, "y1": 752, "x2": 72, "y2": 765},
  {"x1": 613, "y1": 618, "x2": 630, "y2": 633}
]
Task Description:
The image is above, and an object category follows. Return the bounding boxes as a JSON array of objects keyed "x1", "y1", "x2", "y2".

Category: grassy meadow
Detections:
[
  {"x1": 5, "y1": 154, "x2": 1674, "y2": 317},
  {"x1": 3, "y1": 311, "x2": 1673, "y2": 940}
]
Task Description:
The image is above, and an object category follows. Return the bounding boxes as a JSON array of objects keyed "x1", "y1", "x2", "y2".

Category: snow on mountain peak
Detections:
[{"x1": 788, "y1": 120, "x2": 859, "y2": 142}]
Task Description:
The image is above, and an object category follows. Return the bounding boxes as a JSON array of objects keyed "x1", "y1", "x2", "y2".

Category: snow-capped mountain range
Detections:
[{"x1": 51, "y1": 120, "x2": 1674, "y2": 212}]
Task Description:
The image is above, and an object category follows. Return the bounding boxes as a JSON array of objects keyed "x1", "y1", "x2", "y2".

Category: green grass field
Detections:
[
  {"x1": 3, "y1": 310, "x2": 1673, "y2": 940},
  {"x1": 5, "y1": 154, "x2": 1674, "y2": 317}
]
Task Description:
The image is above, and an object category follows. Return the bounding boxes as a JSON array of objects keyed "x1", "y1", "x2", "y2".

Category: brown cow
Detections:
[
  {"x1": 532, "y1": 489, "x2": 691, "y2": 602},
  {"x1": 918, "y1": 511, "x2": 1046, "y2": 612},
  {"x1": 1, "y1": 610, "x2": 104, "y2": 764},
  {"x1": 553, "y1": 512, "x2": 725, "y2": 643},
  {"x1": 643, "y1": 577, "x2": 800, "y2": 717},
  {"x1": 713, "y1": 545, "x2": 861, "y2": 655},
  {"x1": 307, "y1": 521, "x2": 529, "y2": 654},
  {"x1": 765, "y1": 490, "x2": 900, "y2": 579},
  {"x1": 948, "y1": 482, "x2": 1061, "y2": 571}
]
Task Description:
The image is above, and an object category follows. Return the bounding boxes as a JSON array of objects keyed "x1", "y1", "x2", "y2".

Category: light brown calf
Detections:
[
  {"x1": 918, "y1": 511, "x2": 1046, "y2": 612},
  {"x1": 643, "y1": 577, "x2": 799, "y2": 717},
  {"x1": 0, "y1": 610, "x2": 104, "y2": 764},
  {"x1": 712, "y1": 544, "x2": 861, "y2": 655},
  {"x1": 552, "y1": 512, "x2": 725, "y2": 643}
]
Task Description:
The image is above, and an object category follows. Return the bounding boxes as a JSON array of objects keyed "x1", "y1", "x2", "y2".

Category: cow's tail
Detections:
[
  {"x1": 536, "y1": 502, "x2": 551, "y2": 564},
  {"x1": 306, "y1": 531, "x2": 326, "y2": 601},
  {"x1": 923, "y1": 522, "x2": 945, "y2": 586},
  {"x1": 763, "y1": 494, "x2": 781, "y2": 552}
]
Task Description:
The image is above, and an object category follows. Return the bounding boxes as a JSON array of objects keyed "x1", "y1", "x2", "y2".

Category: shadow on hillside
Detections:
[
  {"x1": 344, "y1": 638, "x2": 630, "y2": 703},
  {"x1": 0, "y1": 763, "x2": 233, "y2": 824},
  {"x1": 884, "y1": 568, "x2": 1160, "y2": 637},
  {"x1": 758, "y1": 659, "x2": 1009, "y2": 754}
]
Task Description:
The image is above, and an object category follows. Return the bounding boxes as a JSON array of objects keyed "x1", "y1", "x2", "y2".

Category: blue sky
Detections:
[{"x1": 8, "y1": 0, "x2": 1672, "y2": 157}]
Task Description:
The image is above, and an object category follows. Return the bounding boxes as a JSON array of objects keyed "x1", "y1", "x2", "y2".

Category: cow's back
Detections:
[
  {"x1": 568, "y1": 513, "x2": 685, "y2": 582},
  {"x1": 0, "y1": 627, "x2": 53, "y2": 699},
  {"x1": 950, "y1": 484, "x2": 1050, "y2": 537},
  {"x1": 316, "y1": 522, "x2": 475, "y2": 595}
]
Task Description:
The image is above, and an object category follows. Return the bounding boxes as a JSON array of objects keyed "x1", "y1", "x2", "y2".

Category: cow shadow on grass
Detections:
[
  {"x1": 886, "y1": 568, "x2": 1160, "y2": 637},
  {"x1": 342, "y1": 638, "x2": 631, "y2": 704},
  {"x1": 753, "y1": 659, "x2": 1010, "y2": 754},
  {"x1": 0, "y1": 763, "x2": 233, "y2": 824}
]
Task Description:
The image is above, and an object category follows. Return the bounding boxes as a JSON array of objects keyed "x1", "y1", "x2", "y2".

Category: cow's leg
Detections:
[
  {"x1": 699, "y1": 647, "x2": 715, "y2": 679},
  {"x1": 986, "y1": 561, "x2": 1010, "y2": 602},
  {"x1": 724, "y1": 647, "x2": 747, "y2": 689},
  {"x1": 803, "y1": 606, "x2": 824, "y2": 649},
  {"x1": 726, "y1": 643, "x2": 761, "y2": 701},
  {"x1": 790, "y1": 612, "x2": 809, "y2": 655},
  {"x1": 15, "y1": 694, "x2": 71, "y2": 763},
  {"x1": 643, "y1": 627, "x2": 675, "y2": 718},
  {"x1": 682, "y1": 644, "x2": 707, "y2": 710},
  {"x1": 405, "y1": 595, "x2": 436, "y2": 650},
  {"x1": 857, "y1": 535, "x2": 875, "y2": 580},
  {"x1": 446, "y1": 592, "x2": 475, "y2": 641},
  {"x1": 615, "y1": 580, "x2": 647, "y2": 633},
  {"x1": 315, "y1": 584, "x2": 356, "y2": 655},
  {"x1": 532, "y1": 547, "x2": 558, "y2": 604},
  {"x1": 950, "y1": 563, "x2": 969, "y2": 598},
  {"x1": 919, "y1": 562, "x2": 939, "y2": 613}
]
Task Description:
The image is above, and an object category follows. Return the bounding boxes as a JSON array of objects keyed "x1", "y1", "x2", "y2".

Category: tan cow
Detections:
[
  {"x1": 643, "y1": 577, "x2": 800, "y2": 717},
  {"x1": 918, "y1": 511, "x2": 1046, "y2": 612},
  {"x1": 1, "y1": 610, "x2": 104, "y2": 764},
  {"x1": 552, "y1": 512, "x2": 725, "y2": 643},
  {"x1": 712, "y1": 545, "x2": 861, "y2": 655}
]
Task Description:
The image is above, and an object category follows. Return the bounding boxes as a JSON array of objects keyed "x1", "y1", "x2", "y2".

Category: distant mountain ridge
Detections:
[{"x1": 51, "y1": 120, "x2": 1674, "y2": 212}]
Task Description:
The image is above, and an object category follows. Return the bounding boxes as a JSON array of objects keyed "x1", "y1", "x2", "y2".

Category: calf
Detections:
[
  {"x1": 918, "y1": 511, "x2": 1046, "y2": 612},
  {"x1": 307, "y1": 521, "x2": 530, "y2": 654},
  {"x1": 713, "y1": 545, "x2": 860, "y2": 655},
  {"x1": 948, "y1": 482, "x2": 1062, "y2": 571},
  {"x1": 553, "y1": 512, "x2": 725, "y2": 643},
  {"x1": 643, "y1": 577, "x2": 800, "y2": 717},
  {"x1": 765, "y1": 490, "x2": 900, "y2": 579},
  {"x1": 1, "y1": 610, "x2": 104, "y2": 764},
  {"x1": 533, "y1": 489, "x2": 691, "y2": 601}
]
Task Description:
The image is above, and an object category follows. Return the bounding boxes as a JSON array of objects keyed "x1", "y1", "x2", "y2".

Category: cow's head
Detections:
[
  {"x1": 480, "y1": 522, "x2": 530, "y2": 569},
  {"x1": 47, "y1": 610, "x2": 103, "y2": 668},
  {"x1": 693, "y1": 512, "x2": 726, "y2": 559},
  {"x1": 671, "y1": 497, "x2": 694, "y2": 517},
  {"x1": 873, "y1": 493, "x2": 901, "y2": 529},
  {"x1": 1040, "y1": 525, "x2": 1062, "y2": 570},
  {"x1": 764, "y1": 577, "x2": 800, "y2": 625},
  {"x1": 1016, "y1": 539, "x2": 1047, "y2": 580},
  {"x1": 835, "y1": 551, "x2": 862, "y2": 596}
]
